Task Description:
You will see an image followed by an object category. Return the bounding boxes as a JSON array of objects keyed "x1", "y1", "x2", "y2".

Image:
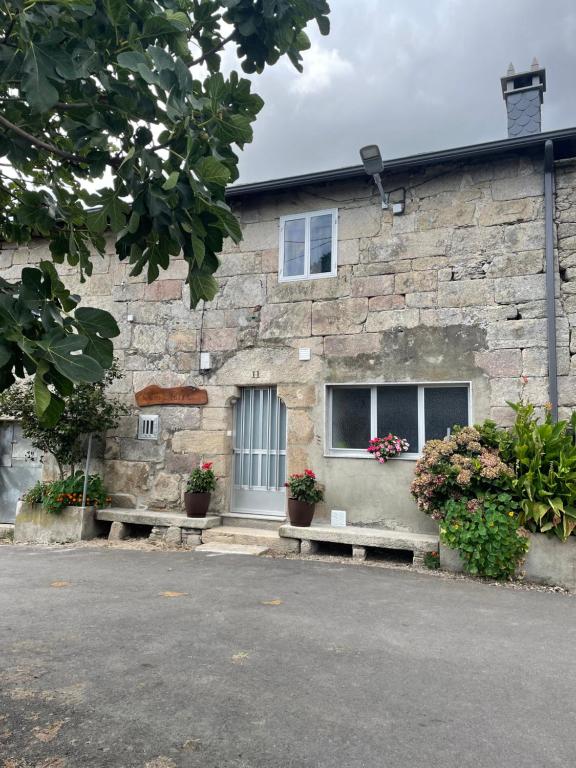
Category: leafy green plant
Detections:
[
  {"x1": 23, "y1": 473, "x2": 111, "y2": 515},
  {"x1": 423, "y1": 551, "x2": 440, "y2": 570},
  {"x1": 440, "y1": 494, "x2": 529, "y2": 580},
  {"x1": 186, "y1": 462, "x2": 217, "y2": 494},
  {"x1": 285, "y1": 469, "x2": 324, "y2": 504},
  {"x1": 0, "y1": 0, "x2": 331, "y2": 414},
  {"x1": 505, "y1": 402, "x2": 576, "y2": 541},
  {"x1": 0, "y1": 362, "x2": 129, "y2": 478}
]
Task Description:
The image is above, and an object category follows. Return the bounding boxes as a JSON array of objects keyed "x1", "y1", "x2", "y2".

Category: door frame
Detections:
[{"x1": 231, "y1": 386, "x2": 287, "y2": 519}]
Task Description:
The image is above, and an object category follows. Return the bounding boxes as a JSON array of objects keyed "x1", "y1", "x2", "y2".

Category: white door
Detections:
[{"x1": 232, "y1": 387, "x2": 286, "y2": 518}]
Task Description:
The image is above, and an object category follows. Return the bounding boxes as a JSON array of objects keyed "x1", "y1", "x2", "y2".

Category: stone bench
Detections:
[
  {"x1": 279, "y1": 524, "x2": 438, "y2": 564},
  {"x1": 96, "y1": 508, "x2": 221, "y2": 547}
]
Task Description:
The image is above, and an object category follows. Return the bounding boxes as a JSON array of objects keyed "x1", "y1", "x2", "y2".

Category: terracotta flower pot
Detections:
[
  {"x1": 288, "y1": 498, "x2": 315, "y2": 527},
  {"x1": 184, "y1": 492, "x2": 210, "y2": 518}
]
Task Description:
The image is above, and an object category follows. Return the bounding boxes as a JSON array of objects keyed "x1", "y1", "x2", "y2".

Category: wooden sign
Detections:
[{"x1": 135, "y1": 385, "x2": 208, "y2": 407}]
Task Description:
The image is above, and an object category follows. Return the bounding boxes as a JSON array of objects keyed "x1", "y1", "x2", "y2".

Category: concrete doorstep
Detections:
[{"x1": 195, "y1": 542, "x2": 270, "y2": 556}]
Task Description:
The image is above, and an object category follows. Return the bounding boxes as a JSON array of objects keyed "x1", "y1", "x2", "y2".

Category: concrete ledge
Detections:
[
  {"x1": 0, "y1": 524, "x2": 14, "y2": 541},
  {"x1": 524, "y1": 533, "x2": 576, "y2": 591},
  {"x1": 15, "y1": 502, "x2": 101, "y2": 544},
  {"x1": 441, "y1": 535, "x2": 576, "y2": 592},
  {"x1": 96, "y1": 508, "x2": 221, "y2": 530},
  {"x1": 279, "y1": 524, "x2": 438, "y2": 554}
]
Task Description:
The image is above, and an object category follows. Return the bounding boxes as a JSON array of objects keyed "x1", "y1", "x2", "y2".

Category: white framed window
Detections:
[
  {"x1": 279, "y1": 208, "x2": 338, "y2": 281},
  {"x1": 325, "y1": 382, "x2": 471, "y2": 459}
]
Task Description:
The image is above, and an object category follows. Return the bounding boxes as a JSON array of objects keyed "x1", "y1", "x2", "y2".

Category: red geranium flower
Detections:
[
  {"x1": 201, "y1": 462, "x2": 213, "y2": 470},
  {"x1": 304, "y1": 469, "x2": 316, "y2": 478}
]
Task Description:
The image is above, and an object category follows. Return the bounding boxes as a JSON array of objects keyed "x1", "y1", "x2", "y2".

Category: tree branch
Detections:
[
  {"x1": 0, "y1": 113, "x2": 120, "y2": 168},
  {"x1": 190, "y1": 31, "x2": 236, "y2": 66}
]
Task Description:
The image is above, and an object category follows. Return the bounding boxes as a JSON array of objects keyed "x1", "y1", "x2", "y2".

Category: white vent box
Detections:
[
  {"x1": 298, "y1": 347, "x2": 311, "y2": 361},
  {"x1": 138, "y1": 414, "x2": 159, "y2": 440},
  {"x1": 331, "y1": 509, "x2": 347, "y2": 527}
]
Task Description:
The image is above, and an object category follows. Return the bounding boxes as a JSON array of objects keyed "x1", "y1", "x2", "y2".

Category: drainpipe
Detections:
[{"x1": 544, "y1": 139, "x2": 558, "y2": 421}]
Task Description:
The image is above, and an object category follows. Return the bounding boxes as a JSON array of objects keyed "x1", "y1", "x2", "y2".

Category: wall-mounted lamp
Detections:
[
  {"x1": 199, "y1": 351, "x2": 211, "y2": 371},
  {"x1": 359, "y1": 144, "x2": 388, "y2": 209}
]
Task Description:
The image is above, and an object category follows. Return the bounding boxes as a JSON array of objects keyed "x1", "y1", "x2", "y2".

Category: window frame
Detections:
[
  {"x1": 278, "y1": 208, "x2": 338, "y2": 282},
  {"x1": 325, "y1": 381, "x2": 472, "y2": 460}
]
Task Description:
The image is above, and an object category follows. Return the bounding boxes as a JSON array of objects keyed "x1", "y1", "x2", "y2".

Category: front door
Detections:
[
  {"x1": 232, "y1": 387, "x2": 286, "y2": 518},
  {"x1": 0, "y1": 422, "x2": 42, "y2": 523}
]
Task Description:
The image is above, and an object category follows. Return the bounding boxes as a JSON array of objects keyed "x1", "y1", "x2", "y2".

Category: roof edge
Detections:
[{"x1": 227, "y1": 126, "x2": 576, "y2": 198}]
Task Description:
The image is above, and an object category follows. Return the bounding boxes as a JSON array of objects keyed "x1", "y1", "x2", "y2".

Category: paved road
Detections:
[{"x1": 1, "y1": 546, "x2": 575, "y2": 768}]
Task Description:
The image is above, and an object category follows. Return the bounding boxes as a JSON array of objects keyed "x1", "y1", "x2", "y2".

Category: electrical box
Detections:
[
  {"x1": 331, "y1": 509, "x2": 347, "y2": 527},
  {"x1": 299, "y1": 347, "x2": 311, "y2": 361}
]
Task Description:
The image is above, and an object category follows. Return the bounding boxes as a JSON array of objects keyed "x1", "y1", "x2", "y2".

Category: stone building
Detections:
[{"x1": 2, "y1": 63, "x2": 576, "y2": 535}]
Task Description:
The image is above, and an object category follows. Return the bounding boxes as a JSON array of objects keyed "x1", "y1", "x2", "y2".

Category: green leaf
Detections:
[
  {"x1": 74, "y1": 307, "x2": 120, "y2": 339},
  {"x1": 116, "y1": 52, "x2": 149, "y2": 71},
  {"x1": 196, "y1": 157, "x2": 231, "y2": 186},
  {"x1": 22, "y1": 45, "x2": 59, "y2": 112},
  {"x1": 87, "y1": 189, "x2": 128, "y2": 233},
  {"x1": 163, "y1": 171, "x2": 180, "y2": 190},
  {"x1": 188, "y1": 269, "x2": 218, "y2": 306},
  {"x1": 37, "y1": 330, "x2": 104, "y2": 383},
  {"x1": 34, "y1": 373, "x2": 65, "y2": 427},
  {"x1": 0, "y1": 340, "x2": 12, "y2": 368}
]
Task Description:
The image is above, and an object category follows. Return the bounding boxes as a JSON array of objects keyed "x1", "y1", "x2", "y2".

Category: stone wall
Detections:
[{"x1": 1, "y1": 148, "x2": 574, "y2": 532}]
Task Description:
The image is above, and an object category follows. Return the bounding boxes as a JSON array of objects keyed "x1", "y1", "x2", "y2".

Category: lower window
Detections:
[{"x1": 327, "y1": 383, "x2": 470, "y2": 457}]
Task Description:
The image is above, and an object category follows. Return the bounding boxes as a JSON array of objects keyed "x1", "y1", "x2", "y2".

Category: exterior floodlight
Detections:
[
  {"x1": 360, "y1": 144, "x2": 384, "y2": 175},
  {"x1": 359, "y1": 144, "x2": 388, "y2": 209}
]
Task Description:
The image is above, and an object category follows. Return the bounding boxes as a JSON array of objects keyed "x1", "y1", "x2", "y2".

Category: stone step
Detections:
[
  {"x1": 96, "y1": 508, "x2": 221, "y2": 530},
  {"x1": 202, "y1": 525, "x2": 299, "y2": 554},
  {"x1": 195, "y1": 542, "x2": 270, "y2": 557},
  {"x1": 279, "y1": 524, "x2": 439, "y2": 563},
  {"x1": 220, "y1": 514, "x2": 285, "y2": 531}
]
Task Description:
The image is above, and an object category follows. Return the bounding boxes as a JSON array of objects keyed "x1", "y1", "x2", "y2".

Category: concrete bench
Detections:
[
  {"x1": 279, "y1": 524, "x2": 438, "y2": 564},
  {"x1": 96, "y1": 508, "x2": 221, "y2": 546}
]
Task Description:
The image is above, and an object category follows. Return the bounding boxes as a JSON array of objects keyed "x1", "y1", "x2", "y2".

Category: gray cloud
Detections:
[{"x1": 236, "y1": 0, "x2": 576, "y2": 182}]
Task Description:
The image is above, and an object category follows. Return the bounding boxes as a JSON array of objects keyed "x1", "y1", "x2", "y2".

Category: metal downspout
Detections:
[{"x1": 544, "y1": 139, "x2": 558, "y2": 421}]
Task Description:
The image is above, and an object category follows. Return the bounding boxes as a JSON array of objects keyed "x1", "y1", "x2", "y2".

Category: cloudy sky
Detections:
[{"x1": 236, "y1": 0, "x2": 576, "y2": 183}]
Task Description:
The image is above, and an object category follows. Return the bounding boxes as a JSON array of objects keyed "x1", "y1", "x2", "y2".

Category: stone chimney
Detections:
[{"x1": 501, "y1": 58, "x2": 546, "y2": 137}]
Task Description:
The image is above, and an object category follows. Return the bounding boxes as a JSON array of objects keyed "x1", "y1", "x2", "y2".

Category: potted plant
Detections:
[
  {"x1": 367, "y1": 435, "x2": 410, "y2": 463},
  {"x1": 184, "y1": 462, "x2": 217, "y2": 517},
  {"x1": 286, "y1": 469, "x2": 324, "y2": 527}
]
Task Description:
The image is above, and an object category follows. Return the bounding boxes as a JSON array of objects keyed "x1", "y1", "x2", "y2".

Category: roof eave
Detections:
[{"x1": 227, "y1": 126, "x2": 576, "y2": 199}]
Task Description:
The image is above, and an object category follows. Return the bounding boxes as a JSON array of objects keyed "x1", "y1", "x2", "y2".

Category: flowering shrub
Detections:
[
  {"x1": 440, "y1": 494, "x2": 529, "y2": 579},
  {"x1": 367, "y1": 435, "x2": 410, "y2": 463},
  {"x1": 186, "y1": 462, "x2": 217, "y2": 493},
  {"x1": 285, "y1": 469, "x2": 324, "y2": 504},
  {"x1": 411, "y1": 426, "x2": 514, "y2": 519},
  {"x1": 23, "y1": 473, "x2": 111, "y2": 516}
]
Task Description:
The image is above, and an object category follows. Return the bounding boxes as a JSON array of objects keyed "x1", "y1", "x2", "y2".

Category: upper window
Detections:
[
  {"x1": 327, "y1": 383, "x2": 470, "y2": 458},
  {"x1": 279, "y1": 209, "x2": 338, "y2": 281}
]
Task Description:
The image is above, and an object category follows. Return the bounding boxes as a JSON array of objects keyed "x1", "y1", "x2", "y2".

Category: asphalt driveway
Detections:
[{"x1": 1, "y1": 545, "x2": 575, "y2": 768}]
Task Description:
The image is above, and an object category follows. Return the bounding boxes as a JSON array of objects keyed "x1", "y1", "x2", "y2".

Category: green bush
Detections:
[
  {"x1": 440, "y1": 493, "x2": 529, "y2": 580},
  {"x1": 504, "y1": 403, "x2": 576, "y2": 541},
  {"x1": 23, "y1": 473, "x2": 111, "y2": 516}
]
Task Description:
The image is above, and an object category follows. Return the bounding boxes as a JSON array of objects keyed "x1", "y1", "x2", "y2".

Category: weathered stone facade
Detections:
[{"x1": 1, "y1": 148, "x2": 575, "y2": 534}]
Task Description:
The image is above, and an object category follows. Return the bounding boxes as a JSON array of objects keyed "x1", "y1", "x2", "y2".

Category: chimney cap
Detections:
[{"x1": 501, "y1": 61, "x2": 546, "y2": 99}]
